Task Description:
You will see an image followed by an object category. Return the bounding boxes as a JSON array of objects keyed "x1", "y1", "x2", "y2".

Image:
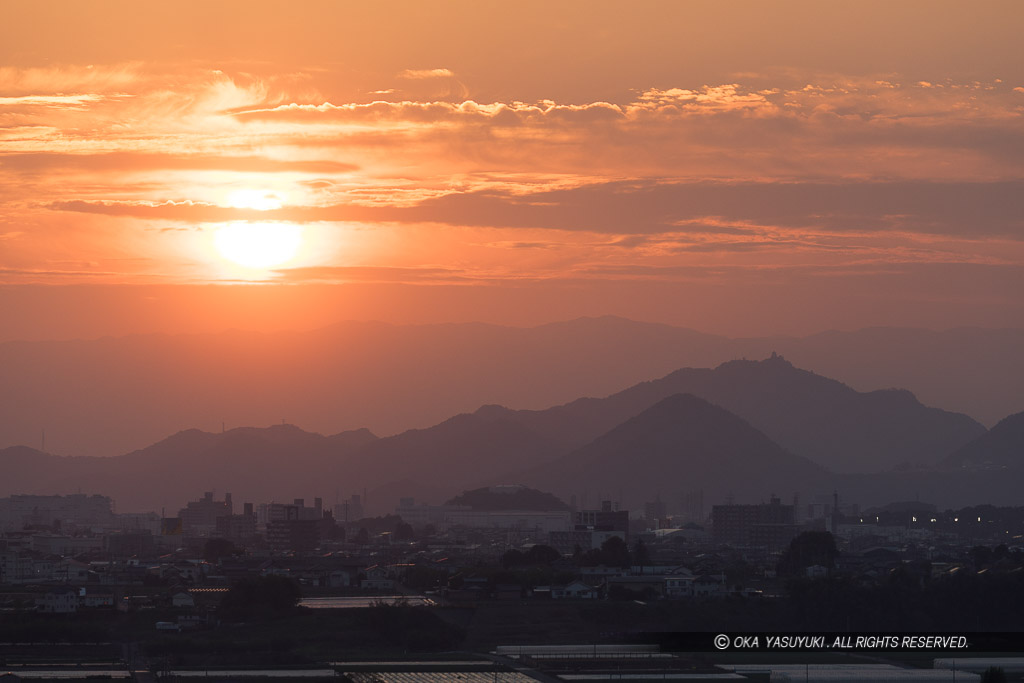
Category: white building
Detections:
[
  {"x1": 551, "y1": 581, "x2": 599, "y2": 599},
  {"x1": 36, "y1": 587, "x2": 78, "y2": 613}
]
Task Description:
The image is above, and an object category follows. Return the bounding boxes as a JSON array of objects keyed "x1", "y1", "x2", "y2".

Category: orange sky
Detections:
[{"x1": 2, "y1": 0, "x2": 1023, "y2": 338}]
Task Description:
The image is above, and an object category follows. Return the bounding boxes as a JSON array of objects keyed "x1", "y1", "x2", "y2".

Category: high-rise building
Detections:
[
  {"x1": 712, "y1": 495, "x2": 797, "y2": 548},
  {"x1": 178, "y1": 492, "x2": 232, "y2": 535},
  {"x1": 575, "y1": 501, "x2": 630, "y2": 542}
]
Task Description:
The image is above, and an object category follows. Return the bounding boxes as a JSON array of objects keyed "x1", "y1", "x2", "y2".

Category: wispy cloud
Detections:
[
  {"x1": 398, "y1": 68, "x2": 455, "y2": 79},
  {"x1": 4, "y1": 61, "x2": 1023, "y2": 297}
]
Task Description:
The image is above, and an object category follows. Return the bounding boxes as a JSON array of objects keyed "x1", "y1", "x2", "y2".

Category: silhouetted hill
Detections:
[
  {"x1": 3, "y1": 317, "x2": 1019, "y2": 458},
  {"x1": 772, "y1": 326, "x2": 1024, "y2": 428},
  {"x1": 344, "y1": 414, "x2": 565, "y2": 512},
  {"x1": 0, "y1": 317, "x2": 731, "y2": 457},
  {"x1": 942, "y1": 411, "x2": 1024, "y2": 470},
  {"x1": 445, "y1": 485, "x2": 569, "y2": 511},
  {"x1": 0, "y1": 412, "x2": 562, "y2": 514},
  {"x1": 0, "y1": 425, "x2": 377, "y2": 512},
  {"x1": 516, "y1": 393, "x2": 829, "y2": 509},
  {"x1": 834, "y1": 469, "x2": 1024, "y2": 510},
  {"x1": 478, "y1": 354, "x2": 985, "y2": 473}
]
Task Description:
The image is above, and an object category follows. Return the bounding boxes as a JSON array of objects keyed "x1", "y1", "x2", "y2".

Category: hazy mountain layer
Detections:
[
  {"x1": 0, "y1": 425, "x2": 378, "y2": 513},
  {"x1": 942, "y1": 411, "x2": 1024, "y2": 470},
  {"x1": 477, "y1": 354, "x2": 985, "y2": 473},
  {"x1": 0, "y1": 355, "x2": 1016, "y2": 514},
  {"x1": 2, "y1": 317, "x2": 1021, "y2": 457},
  {"x1": 514, "y1": 393, "x2": 830, "y2": 509}
]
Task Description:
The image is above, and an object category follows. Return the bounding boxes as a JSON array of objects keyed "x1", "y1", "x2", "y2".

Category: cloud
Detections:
[
  {"x1": 46, "y1": 179, "x2": 1024, "y2": 244},
  {"x1": 216, "y1": 77, "x2": 1024, "y2": 183},
  {"x1": 232, "y1": 98, "x2": 624, "y2": 124},
  {"x1": 46, "y1": 199, "x2": 262, "y2": 222},
  {"x1": 398, "y1": 68, "x2": 455, "y2": 79},
  {"x1": 272, "y1": 265, "x2": 480, "y2": 285},
  {"x1": 0, "y1": 94, "x2": 107, "y2": 109},
  {"x1": 6, "y1": 66, "x2": 1024, "y2": 293},
  {"x1": 1, "y1": 152, "x2": 358, "y2": 175},
  {"x1": 0, "y1": 64, "x2": 143, "y2": 97},
  {"x1": 634, "y1": 84, "x2": 775, "y2": 112}
]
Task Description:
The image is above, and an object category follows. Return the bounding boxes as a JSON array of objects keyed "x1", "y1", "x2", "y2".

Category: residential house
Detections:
[{"x1": 551, "y1": 580, "x2": 599, "y2": 600}]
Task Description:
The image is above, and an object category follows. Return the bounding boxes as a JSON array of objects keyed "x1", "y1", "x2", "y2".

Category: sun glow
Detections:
[
  {"x1": 214, "y1": 222, "x2": 303, "y2": 269},
  {"x1": 226, "y1": 189, "x2": 284, "y2": 211}
]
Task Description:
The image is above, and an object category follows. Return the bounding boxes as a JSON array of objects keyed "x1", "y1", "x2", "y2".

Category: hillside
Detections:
[
  {"x1": 2, "y1": 318, "x2": 1020, "y2": 458},
  {"x1": 445, "y1": 485, "x2": 570, "y2": 511},
  {"x1": 0, "y1": 425, "x2": 377, "y2": 512},
  {"x1": 942, "y1": 411, "x2": 1024, "y2": 470},
  {"x1": 478, "y1": 354, "x2": 985, "y2": 472},
  {"x1": 516, "y1": 393, "x2": 829, "y2": 509}
]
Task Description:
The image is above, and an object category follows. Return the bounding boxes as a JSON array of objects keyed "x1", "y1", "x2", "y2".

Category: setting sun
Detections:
[{"x1": 214, "y1": 222, "x2": 303, "y2": 269}]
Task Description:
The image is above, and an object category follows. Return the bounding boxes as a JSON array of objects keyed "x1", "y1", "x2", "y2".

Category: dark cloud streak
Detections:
[
  {"x1": 48, "y1": 180, "x2": 1024, "y2": 239},
  {"x1": 1, "y1": 152, "x2": 358, "y2": 174}
]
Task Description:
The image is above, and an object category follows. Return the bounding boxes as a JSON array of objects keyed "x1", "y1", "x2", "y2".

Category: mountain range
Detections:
[
  {"x1": 943, "y1": 411, "x2": 1024, "y2": 470},
  {"x1": 513, "y1": 393, "x2": 830, "y2": 507},
  {"x1": 1, "y1": 317, "x2": 1022, "y2": 458},
  {"x1": 473, "y1": 353, "x2": 984, "y2": 473},
  {"x1": 2, "y1": 355, "x2": 1019, "y2": 514}
]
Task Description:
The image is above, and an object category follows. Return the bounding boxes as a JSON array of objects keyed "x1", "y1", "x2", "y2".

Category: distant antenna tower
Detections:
[{"x1": 41, "y1": 428, "x2": 45, "y2": 452}]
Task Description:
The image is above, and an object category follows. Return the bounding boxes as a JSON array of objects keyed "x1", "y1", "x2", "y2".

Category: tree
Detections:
[
  {"x1": 600, "y1": 536, "x2": 631, "y2": 568},
  {"x1": 777, "y1": 531, "x2": 839, "y2": 576},
  {"x1": 981, "y1": 667, "x2": 1007, "y2": 683},
  {"x1": 394, "y1": 521, "x2": 415, "y2": 541},
  {"x1": 525, "y1": 544, "x2": 560, "y2": 566},
  {"x1": 972, "y1": 545, "x2": 994, "y2": 568},
  {"x1": 354, "y1": 527, "x2": 370, "y2": 545},
  {"x1": 202, "y1": 537, "x2": 238, "y2": 564},
  {"x1": 501, "y1": 549, "x2": 526, "y2": 569},
  {"x1": 502, "y1": 544, "x2": 560, "y2": 569},
  {"x1": 219, "y1": 575, "x2": 301, "y2": 620},
  {"x1": 632, "y1": 539, "x2": 651, "y2": 571},
  {"x1": 402, "y1": 565, "x2": 448, "y2": 590}
]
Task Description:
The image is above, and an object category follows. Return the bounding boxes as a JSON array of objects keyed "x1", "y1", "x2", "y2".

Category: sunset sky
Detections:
[{"x1": 2, "y1": 0, "x2": 1023, "y2": 339}]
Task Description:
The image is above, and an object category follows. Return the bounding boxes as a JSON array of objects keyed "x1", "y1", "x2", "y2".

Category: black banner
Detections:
[{"x1": 641, "y1": 632, "x2": 1024, "y2": 653}]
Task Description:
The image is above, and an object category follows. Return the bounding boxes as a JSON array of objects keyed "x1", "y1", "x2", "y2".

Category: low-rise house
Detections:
[
  {"x1": 551, "y1": 580, "x2": 599, "y2": 600},
  {"x1": 664, "y1": 575, "x2": 695, "y2": 598},
  {"x1": 694, "y1": 573, "x2": 727, "y2": 598},
  {"x1": 607, "y1": 575, "x2": 666, "y2": 599},
  {"x1": 361, "y1": 565, "x2": 395, "y2": 591},
  {"x1": 172, "y1": 561, "x2": 207, "y2": 583},
  {"x1": 493, "y1": 583, "x2": 522, "y2": 600},
  {"x1": 80, "y1": 587, "x2": 116, "y2": 608},
  {"x1": 170, "y1": 590, "x2": 195, "y2": 608},
  {"x1": 58, "y1": 559, "x2": 92, "y2": 583},
  {"x1": 805, "y1": 564, "x2": 829, "y2": 579},
  {"x1": 326, "y1": 569, "x2": 354, "y2": 588}
]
